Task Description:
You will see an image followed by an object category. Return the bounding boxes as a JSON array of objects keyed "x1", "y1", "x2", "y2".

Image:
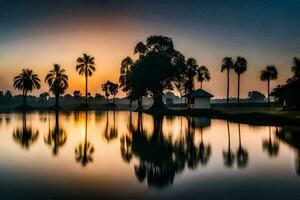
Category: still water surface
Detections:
[{"x1": 0, "y1": 111, "x2": 299, "y2": 199}]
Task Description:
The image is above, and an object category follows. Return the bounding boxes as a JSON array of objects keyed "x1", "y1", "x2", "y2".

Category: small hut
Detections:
[{"x1": 184, "y1": 89, "x2": 214, "y2": 109}]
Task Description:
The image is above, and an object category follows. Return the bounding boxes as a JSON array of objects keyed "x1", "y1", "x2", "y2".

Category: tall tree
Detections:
[
  {"x1": 197, "y1": 65, "x2": 210, "y2": 89},
  {"x1": 184, "y1": 58, "x2": 199, "y2": 94},
  {"x1": 76, "y1": 54, "x2": 95, "y2": 106},
  {"x1": 13, "y1": 69, "x2": 41, "y2": 107},
  {"x1": 292, "y1": 57, "x2": 300, "y2": 78},
  {"x1": 109, "y1": 82, "x2": 119, "y2": 105},
  {"x1": 45, "y1": 64, "x2": 68, "y2": 108},
  {"x1": 102, "y1": 81, "x2": 111, "y2": 103},
  {"x1": 119, "y1": 57, "x2": 134, "y2": 107},
  {"x1": 221, "y1": 57, "x2": 234, "y2": 104},
  {"x1": 260, "y1": 65, "x2": 278, "y2": 103},
  {"x1": 128, "y1": 35, "x2": 186, "y2": 110},
  {"x1": 234, "y1": 56, "x2": 248, "y2": 104}
]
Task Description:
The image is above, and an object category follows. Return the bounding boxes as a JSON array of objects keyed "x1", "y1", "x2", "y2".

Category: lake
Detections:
[{"x1": 0, "y1": 111, "x2": 299, "y2": 200}]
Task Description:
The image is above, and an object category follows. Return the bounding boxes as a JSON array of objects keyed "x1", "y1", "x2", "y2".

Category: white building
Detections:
[{"x1": 184, "y1": 89, "x2": 214, "y2": 109}]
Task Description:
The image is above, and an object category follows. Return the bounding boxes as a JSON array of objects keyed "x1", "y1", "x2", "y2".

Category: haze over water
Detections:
[{"x1": 0, "y1": 111, "x2": 299, "y2": 199}]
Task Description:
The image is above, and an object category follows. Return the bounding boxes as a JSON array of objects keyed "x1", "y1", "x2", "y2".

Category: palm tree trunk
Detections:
[
  {"x1": 227, "y1": 121, "x2": 231, "y2": 148},
  {"x1": 238, "y1": 123, "x2": 241, "y2": 147},
  {"x1": 227, "y1": 69, "x2": 230, "y2": 104},
  {"x1": 200, "y1": 81, "x2": 203, "y2": 89},
  {"x1": 267, "y1": 78, "x2": 270, "y2": 104},
  {"x1": 55, "y1": 93, "x2": 59, "y2": 108},
  {"x1": 23, "y1": 90, "x2": 27, "y2": 106},
  {"x1": 85, "y1": 71, "x2": 88, "y2": 107},
  {"x1": 237, "y1": 74, "x2": 240, "y2": 104}
]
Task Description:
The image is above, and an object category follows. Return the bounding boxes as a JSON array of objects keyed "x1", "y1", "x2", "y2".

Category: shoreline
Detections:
[{"x1": 1, "y1": 105, "x2": 299, "y2": 127}]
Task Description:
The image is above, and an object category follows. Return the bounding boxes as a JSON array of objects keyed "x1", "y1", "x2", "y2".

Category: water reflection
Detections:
[
  {"x1": 75, "y1": 110, "x2": 95, "y2": 167},
  {"x1": 44, "y1": 111, "x2": 67, "y2": 155},
  {"x1": 1, "y1": 111, "x2": 300, "y2": 198},
  {"x1": 13, "y1": 112, "x2": 39, "y2": 149}
]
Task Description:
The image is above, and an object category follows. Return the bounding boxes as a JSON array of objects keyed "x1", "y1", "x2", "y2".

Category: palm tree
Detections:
[
  {"x1": 119, "y1": 57, "x2": 134, "y2": 107},
  {"x1": 102, "y1": 81, "x2": 110, "y2": 103},
  {"x1": 75, "y1": 110, "x2": 95, "y2": 167},
  {"x1": 234, "y1": 56, "x2": 248, "y2": 104},
  {"x1": 223, "y1": 121, "x2": 235, "y2": 167},
  {"x1": 185, "y1": 58, "x2": 199, "y2": 94},
  {"x1": 44, "y1": 111, "x2": 67, "y2": 155},
  {"x1": 76, "y1": 54, "x2": 96, "y2": 106},
  {"x1": 197, "y1": 65, "x2": 210, "y2": 89},
  {"x1": 236, "y1": 124, "x2": 249, "y2": 168},
  {"x1": 292, "y1": 57, "x2": 300, "y2": 78},
  {"x1": 221, "y1": 57, "x2": 234, "y2": 104},
  {"x1": 109, "y1": 82, "x2": 118, "y2": 105},
  {"x1": 13, "y1": 69, "x2": 41, "y2": 106},
  {"x1": 13, "y1": 112, "x2": 39, "y2": 149},
  {"x1": 260, "y1": 65, "x2": 278, "y2": 104},
  {"x1": 45, "y1": 64, "x2": 68, "y2": 108},
  {"x1": 262, "y1": 127, "x2": 279, "y2": 157}
]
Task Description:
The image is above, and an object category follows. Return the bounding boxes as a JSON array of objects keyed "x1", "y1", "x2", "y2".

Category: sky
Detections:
[{"x1": 0, "y1": 0, "x2": 299, "y2": 98}]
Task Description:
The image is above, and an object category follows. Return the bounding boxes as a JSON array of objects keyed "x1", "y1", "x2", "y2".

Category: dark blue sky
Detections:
[{"x1": 0, "y1": 0, "x2": 299, "y2": 97}]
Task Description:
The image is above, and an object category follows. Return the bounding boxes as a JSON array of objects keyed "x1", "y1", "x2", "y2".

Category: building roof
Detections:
[{"x1": 183, "y1": 89, "x2": 214, "y2": 98}]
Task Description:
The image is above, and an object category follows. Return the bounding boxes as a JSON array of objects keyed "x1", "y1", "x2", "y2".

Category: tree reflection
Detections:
[
  {"x1": 275, "y1": 127, "x2": 300, "y2": 176},
  {"x1": 121, "y1": 114, "x2": 211, "y2": 188},
  {"x1": 44, "y1": 111, "x2": 67, "y2": 156},
  {"x1": 236, "y1": 123, "x2": 249, "y2": 168},
  {"x1": 75, "y1": 110, "x2": 95, "y2": 167},
  {"x1": 223, "y1": 121, "x2": 235, "y2": 167},
  {"x1": 13, "y1": 112, "x2": 39, "y2": 149},
  {"x1": 262, "y1": 127, "x2": 279, "y2": 157},
  {"x1": 103, "y1": 111, "x2": 118, "y2": 142}
]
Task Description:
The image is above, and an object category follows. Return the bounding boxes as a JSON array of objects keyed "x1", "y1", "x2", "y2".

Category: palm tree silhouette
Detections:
[
  {"x1": 44, "y1": 111, "x2": 67, "y2": 155},
  {"x1": 13, "y1": 69, "x2": 41, "y2": 107},
  {"x1": 197, "y1": 65, "x2": 211, "y2": 89},
  {"x1": 185, "y1": 58, "x2": 199, "y2": 94},
  {"x1": 198, "y1": 128, "x2": 211, "y2": 166},
  {"x1": 234, "y1": 56, "x2": 248, "y2": 104},
  {"x1": 75, "y1": 110, "x2": 95, "y2": 167},
  {"x1": 13, "y1": 112, "x2": 39, "y2": 149},
  {"x1": 236, "y1": 124, "x2": 249, "y2": 168},
  {"x1": 102, "y1": 81, "x2": 111, "y2": 104},
  {"x1": 260, "y1": 65, "x2": 278, "y2": 104},
  {"x1": 109, "y1": 82, "x2": 118, "y2": 105},
  {"x1": 221, "y1": 57, "x2": 234, "y2": 104},
  {"x1": 45, "y1": 64, "x2": 68, "y2": 108},
  {"x1": 76, "y1": 54, "x2": 95, "y2": 106},
  {"x1": 119, "y1": 57, "x2": 134, "y2": 107},
  {"x1": 223, "y1": 121, "x2": 235, "y2": 167},
  {"x1": 262, "y1": 127, "x2": 279, "y2": 157},
  {"x1": 103, "y1": 111, "x2": 118, "y2": 142},
  {"x1": 120, "y1": 134, "x2": 133, "y2": 163},
  {"x1": 292, "y1": 57, "x2": 300, "y2": 78}
]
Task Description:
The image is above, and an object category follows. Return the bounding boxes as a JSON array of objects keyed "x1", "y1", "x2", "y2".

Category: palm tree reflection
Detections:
[
  {"x1": 223, "y1": 121, "x2": 235, "y2": 167},
  {"x1": 75, "y1": 110, "x2": 95, "y2": 167},
  {"x1": 262, "y1": 127, "x2": 279, "y2": 157},
  {"x1": 44, "y1": 111, "x2": 67, "y2": 155},
  {"x1": 236, "y1": 124, "x2": 249, "y2": 168},
  {"x1": 103, "y1": 111, "x2": 118, "y2": 142},
  {"x1": 13, "y1": 112, "x2": 39, "y2": 149}
]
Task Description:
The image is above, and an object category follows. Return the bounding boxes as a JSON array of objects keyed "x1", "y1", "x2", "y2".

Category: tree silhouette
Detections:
[
  {"x1": 260, "y1": 65, "x2": 278, "y2": 104},
  {"x1": 120, "y1": 134, "x2": 133, "y2": 163},
  {"x1": 292, "y1": 57, "x2": 300, "y2": 78},
  {"x1": 198, "y1": 128, "x2": 211, "y2": 166},
  {"x1": 223, "y1": 121, "x2": 235, "y2": 167},
  {"x1": 76, "y1": 53, "x2": 95, "y2": 106},
  {"x1": 184, "y1": 58, "x2": 199, "y2": 94},
  {"x1": 44, "y1": 111, "x2": 67, "y2": 156},
  {"x1": 236, "y1": 124, "x2": 248, "y2": 168},
  {"x1": 13, "y1": 69, "x2": 41, "y2": 107},
  {"x1": 75, "y1": 110, "x2": 95, "y2": 167},
  {"x1": 13, "y1": 113, "x2": 39, "y2": 149},
  {"x1": 234, "y1": 56, "x2": 248, "y2": 104},
  {"x1": 109, "y1": 82, "x2": 118, "y2": 105},
  {"x1": 262, "y1": 127, "x2": 279, "y2": 157},
  {"x1": 45, "y1": 64, "x2": 68, "y2": 108},
  {"x1": 128, "y1": 35, "x2": 186, "y2": 110},
  {"x1": 197, "y1": 65, "x2": 211, "y2": 89},
  {"x1": 221, "y1": 57, "x2": 234, "y2": 104},
  {"x1": 119, "y1": 57, "x2": 134, "y2": 107},
  {"x1": 102, "y1": 81, "x2": 111, "y2": 103},
  {"x1": 103, "y1": 111, "x2": 118, "y2": 142}
]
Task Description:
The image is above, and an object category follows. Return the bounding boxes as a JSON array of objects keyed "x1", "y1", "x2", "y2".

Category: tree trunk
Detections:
[
  {"x1": 237, "y1": 74, "x2": 240, "y2": 104},
  {"x1": 267, "y1": 78, "x2": 270, "y2": 104},
  {"x1": 23, "y1": 90, "x2": 27, "y2": 106},
  {"x1": 200, "y1": 81, "x2": 203, "y2": 89},
  {"x1": 151, "y1": 92, "x2": 165, "y2": 110},
  {"x1": 129, "y1": 99, "x2": 132, "y2": 108},
  {"x1": 85, "y1": 70, "x2": 88, "y2": 107},
  {"x1": 55, "y1": 93, "x2": 59, "y2": 108},
  {"x1": 227, "y1": 69, "x2": 230, "y2": 104},
  {"x1": 137, "y1": 96, "x2": 143, "y2": 110}
]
